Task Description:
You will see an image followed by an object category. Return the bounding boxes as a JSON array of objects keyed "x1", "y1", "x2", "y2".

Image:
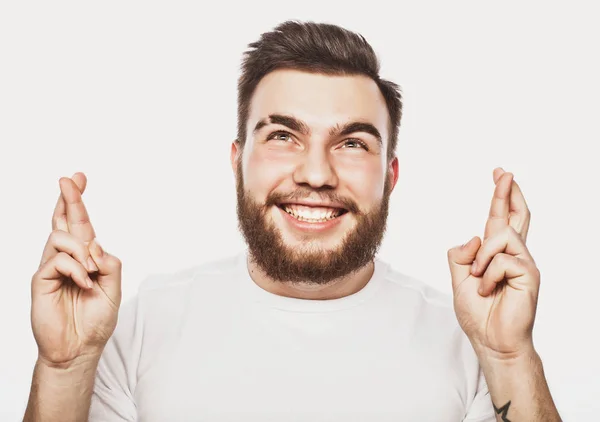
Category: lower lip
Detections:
[{"x1": 277, "y1": 206, "x2": 347, "y2": 232}]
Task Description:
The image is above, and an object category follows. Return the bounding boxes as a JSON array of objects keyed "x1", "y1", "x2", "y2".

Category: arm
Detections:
[
  {"x1": 478, "y1": 347, "x2": 561, "y2": 421},
  {"x1": 24, "y1": 355, "x2": 100, "y2": 422}
]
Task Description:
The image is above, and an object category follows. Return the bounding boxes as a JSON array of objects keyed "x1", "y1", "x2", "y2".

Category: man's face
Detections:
[{"x1": 233, "y1": 69, "x2": 398, "y2": 284}]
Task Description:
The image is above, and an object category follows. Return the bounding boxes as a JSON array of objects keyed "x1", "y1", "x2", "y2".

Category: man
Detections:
[{"x1": 24, "y1": 21, "x2": 561, "y2": 421}]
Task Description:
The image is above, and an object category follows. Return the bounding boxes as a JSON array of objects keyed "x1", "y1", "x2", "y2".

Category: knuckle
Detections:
[
  {"x1": 504, "y1": 225, "x2": 517, "y2": 236},
  {"x1": 102, "y1": 254, "x2": 123, "y2": 274},
  {"x1": 47, "y1": 231, "x2": 89, "y2": 257},
  {"x1": 72, "y1": 215, "x2": 91, "y2": 226},
  {"x1": 492, "y1": 253, "x2": 509, "y2": 266},
  {"x1": 31, "y1": 269, "x2": 42, "y2": 283},
  {"x1": 54, "y1": 250, "x2": 67, "y2": 261},
  {"x1": 48, "y1": 229, "x2": 64, "y2": 243},
  {"x1": 110, "y1": 256, "x2": 123, "y2": 271},
  {"x1": 54, "y1": 251, "x2": 73, "y2": 265}
]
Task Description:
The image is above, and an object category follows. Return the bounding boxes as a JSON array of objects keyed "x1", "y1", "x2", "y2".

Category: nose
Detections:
[{"x1": 292, "y1": 148, "x2": 339, "y2": 189}]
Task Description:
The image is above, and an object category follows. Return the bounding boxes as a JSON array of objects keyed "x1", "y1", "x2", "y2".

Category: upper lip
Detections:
[{"x1": 277, "y1": 200, "x2": 348, "y2": 210}]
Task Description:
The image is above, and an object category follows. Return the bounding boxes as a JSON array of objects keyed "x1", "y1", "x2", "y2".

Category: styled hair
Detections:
[{"x1": 237, "y1": 20, "x2": 403, "y2": 161}]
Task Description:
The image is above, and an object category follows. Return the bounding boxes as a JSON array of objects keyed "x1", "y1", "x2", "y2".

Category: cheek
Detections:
[
  {"x1": 335, "y1": 158, "x2": 386, "y2": 204},
  {"x1": 243, "y1": 150, "x2": 296, "y2": 197}
]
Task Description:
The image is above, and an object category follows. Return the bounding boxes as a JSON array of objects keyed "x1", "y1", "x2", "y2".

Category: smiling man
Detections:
[
  {"x1": 236, "y1": 68, "x2": 394, "y2": 295},
  {"x1": 24, "y1": 21, "x2": 561, "y2": 421}
]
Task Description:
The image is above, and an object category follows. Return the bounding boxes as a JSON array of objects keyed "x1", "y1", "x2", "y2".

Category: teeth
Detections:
[{"x1": 282, "y1": 204, "x2": 342, "y2": 222}]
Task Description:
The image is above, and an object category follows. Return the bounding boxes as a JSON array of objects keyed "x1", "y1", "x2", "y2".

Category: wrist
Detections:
[
  {"x1": 37, "y1": 349, "x2": 103, "y2": 371},
  {"x1": 36, "y1": 353, "x2": 101, "y2": 384},
  {"x1": 473, "y1": 341, "x2": 537, "y2": 366},
  {"x1": 34, "y1": 361, "x2": 99, "y2": 393},
  {"x1": 472, "y1": 345, "x2": 560, "y2": 421},
  {"x1": 475, "y1": 344, "x2": 543, "y2": 393}
]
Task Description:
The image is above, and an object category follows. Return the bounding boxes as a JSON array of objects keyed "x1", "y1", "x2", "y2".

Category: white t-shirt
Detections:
[{"x1": 89, "y1": 252, "x2": 495, "y2": 421}]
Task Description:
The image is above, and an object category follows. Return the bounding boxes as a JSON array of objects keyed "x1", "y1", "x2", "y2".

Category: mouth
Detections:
[{"x1": 276, "y1": 203, "x2": 349, "y2": 223}]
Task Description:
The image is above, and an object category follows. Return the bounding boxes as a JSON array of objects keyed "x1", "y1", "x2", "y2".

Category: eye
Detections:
[
  {"x1": 266, "y1": 131, "x2": 294, "y2": 143},
  {"x1": 342, "y1": 139, "x2": 369, "y2": 150}
]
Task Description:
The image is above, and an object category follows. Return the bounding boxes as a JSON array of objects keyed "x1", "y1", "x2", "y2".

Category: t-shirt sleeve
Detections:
[
  {"x1": 88, "y1": 295, "x2": 142, "y2": 421},
  {"x1": 463, "y1": 367, "x2": 496, "y2": 422}
]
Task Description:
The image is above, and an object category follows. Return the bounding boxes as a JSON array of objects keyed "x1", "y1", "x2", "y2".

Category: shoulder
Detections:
[
  {"x1": 376, "y1": 260, "x2": 482, "y2": 380},
  {"x1": 374, "y1": 259, "x2": 465, "y2": 342},
  {"x1": 378, "y1": 259, "x2": 454, "y2": 311},
  {"x1": 117, "y1": 252, "x2": 244, "y2": 329},
  {"x1": 109, "y1": 253, "x2": 245, "y2": 359},
  {"x1": 138, "y1": 253, "x2": 241, "y2": 294}
]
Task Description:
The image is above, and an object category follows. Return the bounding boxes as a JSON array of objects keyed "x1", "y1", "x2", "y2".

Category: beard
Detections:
[{"x1": 235, "y1": 163, "x2": 392, "y2": 285}]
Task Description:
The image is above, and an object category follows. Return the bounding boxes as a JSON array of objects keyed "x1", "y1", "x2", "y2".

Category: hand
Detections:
[
  {"x1": 447, "y1": 168, "x2": 540, "y2": 358},
  {"x1": 30, "y1": 173, "x2": 122, "y2": 368}
]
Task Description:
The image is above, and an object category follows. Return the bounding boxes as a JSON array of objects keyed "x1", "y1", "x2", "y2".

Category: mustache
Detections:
[{"x1": 264, "y1": 189, "x2": 360, "y2": 214}]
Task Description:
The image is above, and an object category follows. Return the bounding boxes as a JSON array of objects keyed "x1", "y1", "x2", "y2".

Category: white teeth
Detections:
[{"x1": 282, "y1": 204, "x2": 342, "y2": 222}]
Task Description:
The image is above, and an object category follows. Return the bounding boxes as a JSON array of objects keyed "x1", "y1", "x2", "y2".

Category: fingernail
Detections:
[
  {"x1": 471, "y1": 261, "x2": 478, "y2": 274},
  {"x1": 86, "y1": 277, "x2": 94, "y2": 289},
  {"x1": 87, "y1": 257, "x2": 98, "y2": 272}
]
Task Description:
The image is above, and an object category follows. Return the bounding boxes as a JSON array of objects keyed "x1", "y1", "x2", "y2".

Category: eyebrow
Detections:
[
  {"x1": 330, "y1": 122, "x2": 382, "y2": 145},
  {"x1": 254, "y1": 114, "x2": 310, "y2": 135},
  {"x1": 253, "y1": 113, "x2": 382, "y2": 145}
]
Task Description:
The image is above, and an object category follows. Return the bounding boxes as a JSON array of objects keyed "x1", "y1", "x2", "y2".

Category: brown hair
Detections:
[{"x1": 237, "y1": 20, "x2": 403, "y2": 162}]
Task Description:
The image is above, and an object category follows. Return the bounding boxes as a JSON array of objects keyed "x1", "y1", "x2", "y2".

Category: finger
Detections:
[
  {"x1": 88, "y1": 239, "x2": 121, "y2": 276},
  {"x1": 88, "y1": 239, "x2": 122, "y2": 308},
  {"x1": 491, "y1": 168, "x2": 531, "y2": 243},
  {"x1": 478, "y1": 253, "x2": 532, "y2": 296},
  {"x1": 448, "y1": 236, "x2": 481, "y2": 292},
  {"x1": 52, "y1": 173, "x2": 87, "y2": 232},
  {"x1": 493, "y1": 167, "x2": 505, "y2": 184},
  {"x1": 60, "y1": 176, "x2": 96, "y2": 241},
  {"x1": 484, "y1": 171, "x2": 513, "y2": 240},
  {"x1": 507, "y1": 179, "x2": 531, "y2": 243},
  {"x1": 40, "y1": 230, "x2": 98, "y2": 272},
  {"x1": 35, "y1": 251, "x2": 94, "y2": 292},
  {"x1": 471, "y1": 226, "x2": 534, "y2": 277}
]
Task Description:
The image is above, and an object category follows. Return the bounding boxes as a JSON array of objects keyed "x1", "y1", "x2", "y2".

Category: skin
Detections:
[
  {"x1": 24, "y1": 174, "x2": 122, "y2": 421},
  {"x1": 448, "y1": 168, "x2": 561, "y2": 420},
  {"x1": 449, "y1": 169, "x2": 536, "y2": 357},
  {"x1": 231, "y1": 69, "x2": 399, "y2": 299}
]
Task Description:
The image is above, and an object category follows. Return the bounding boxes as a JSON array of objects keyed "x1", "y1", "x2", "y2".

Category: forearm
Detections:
[
  {"x1": 24, "y1": 356, "x2": 100, "y2": 422},
  {"x1": 478, "y1": 347, "x2": 561, "y2": 422}
]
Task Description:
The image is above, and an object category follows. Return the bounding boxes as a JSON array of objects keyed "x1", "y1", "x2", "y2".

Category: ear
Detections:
[
  {"x1": 230, "y1": 141, "x2": 241, "y2": 175},
  {"x1": 388, "y1": 156, "x2": 399, "y2": 192}
]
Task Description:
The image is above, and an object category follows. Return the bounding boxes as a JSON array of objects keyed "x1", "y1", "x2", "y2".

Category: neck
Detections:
[{"x1": 246, "y1": 255, "x2": 375, "y2": 300}]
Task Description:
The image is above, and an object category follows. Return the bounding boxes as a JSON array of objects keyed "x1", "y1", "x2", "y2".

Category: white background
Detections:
[{"x1": 1, "y1": 1, "x2": 599, "y2": 420}]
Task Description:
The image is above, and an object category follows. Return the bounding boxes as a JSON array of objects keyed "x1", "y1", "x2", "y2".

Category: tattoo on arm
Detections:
[{"x1": 493, "y1": 400, "x2": 511, "y2": 422}]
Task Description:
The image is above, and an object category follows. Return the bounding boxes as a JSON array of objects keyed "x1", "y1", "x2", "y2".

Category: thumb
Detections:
[
  {"x1": 88, "y1": 239, "x2": 122, "y2": 301},
  {"x1": 447, "y1": 236, "x2": 481, "y2": 291}
]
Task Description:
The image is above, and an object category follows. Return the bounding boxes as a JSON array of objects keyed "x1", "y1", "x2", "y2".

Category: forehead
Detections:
[{"x1": 248, "y1": 69, "x2": 389, "y2": 135}]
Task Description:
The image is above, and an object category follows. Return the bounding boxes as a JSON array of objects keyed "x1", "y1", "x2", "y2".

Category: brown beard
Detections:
[{"x1": 235, "y1": 161, "x2": 392, "y2": 285}]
